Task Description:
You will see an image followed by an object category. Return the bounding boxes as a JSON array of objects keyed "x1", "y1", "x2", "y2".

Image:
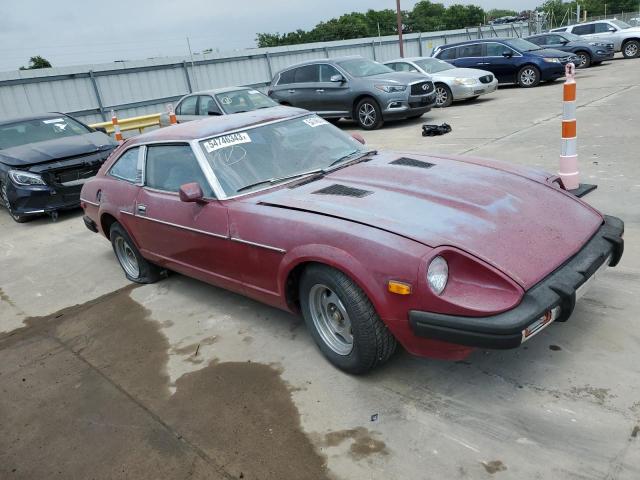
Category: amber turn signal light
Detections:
[{"x1": 388, "y1": 281, "x2": 412, "y2": 295}]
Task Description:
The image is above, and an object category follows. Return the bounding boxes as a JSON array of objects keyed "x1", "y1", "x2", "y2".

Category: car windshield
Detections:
[
  {"x1": 611, "y1": 19, "x2": 631, "y2": 29},
  {"x1": 199, "y1": 114, "x2": 368, "y2": 195},
  {"x1": 215, "y1": 89, "x2": 278, "y2": 114},
  {"x1": 414, "y1": 58, "x2": 455, "y2": 73},
  {"x1": 562, "y1": 32, "x2": 582, "y2": 41},
  {"x1": 0, "y1": 116, "x2": 90, "y2": 150},
  {"x1": 337, "y1": 58, "x2": 393, "y2": 77},
  {"x1": 503, "y1": 38, "x2": 542, "y2": 52}
]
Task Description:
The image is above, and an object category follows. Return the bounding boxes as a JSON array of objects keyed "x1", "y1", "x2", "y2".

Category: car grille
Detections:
[
  {"x1": 312, "y1": 184, "x2": 373, "y2": 198},
  {"x1": 479, "y1": 75, "x2": 493, "y2": 84},
  {"x1": 411, "y1": 81, "x2": 434, "y2": 95},
  {"x1": 52, "y1": 165, "x2": 100, "y2": 185}
]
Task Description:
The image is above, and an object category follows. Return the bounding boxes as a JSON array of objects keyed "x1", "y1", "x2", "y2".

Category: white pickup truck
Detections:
[{"x1": 551, "y1": 19, "x2": 640, "y2": 58}]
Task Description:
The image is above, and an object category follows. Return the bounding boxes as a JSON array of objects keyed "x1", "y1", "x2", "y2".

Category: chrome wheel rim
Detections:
[
  {"x1": 309, "y1": 284, "x2": 353, "y2": 356},
  {"x1": 521, "y1": 68, "x2": 536, "y2": 86},
  {"x1": 358, "y1": 103, "x2": 376, "y2": 127},
  {"x1": 435, "y1": 86, "x2": 448, "y2": 106},
  {"x1": 578, "y1": 53, "x2": 588, "y2": 67},
  {"x1": 114, "y1": 236, "x2": 140, "y2": 278},
  {"x1": 625, "y1": 43, "x2": 638, "y2": 57}
]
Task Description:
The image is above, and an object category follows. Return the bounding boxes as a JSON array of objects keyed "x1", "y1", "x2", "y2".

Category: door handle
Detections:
[
  {"x1": 137, "y1": 204, "x2": 147, "y2": 215},
  {"x1": 288, "y1": 89, "x2": 296, "y2": 93},
  {"x1": 316, "y1": 89, "x2": 325, "y2": 93},
  {"x1": 477, "y1": 62, "x2": 490, "y2": 65}
]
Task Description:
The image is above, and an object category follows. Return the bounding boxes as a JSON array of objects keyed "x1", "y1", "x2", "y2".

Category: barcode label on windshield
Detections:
[
  {"x1": 203, "y1": 132, "x2": 252, "y2": 153},
  {"x1": 303, "y1": 117, "x2": 328, "y2": 127}
]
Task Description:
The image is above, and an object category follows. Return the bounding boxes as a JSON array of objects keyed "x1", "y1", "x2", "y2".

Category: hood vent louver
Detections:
[
  {"x1": 390, "y1": 157, "x2": 435, "y2": 169},
  {"x1": 312, "y1": 184, "x2": 373, "y2": 198}
]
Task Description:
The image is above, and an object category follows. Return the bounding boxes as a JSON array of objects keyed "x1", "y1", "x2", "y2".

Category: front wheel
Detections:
[
  {"x1": 517, "y1": 66, "x2": 540, "y2": 88},
  {"x1": 110, "y1": 223, "x2": 164, "y2": 284},
  {"x1": 575, "y1": 51, "x2": 591, "y2": 68},
  {"x1": 1, "y1": 181, "x2": 32, "y2": 223},
  {"x1": 434, "y1": 83, "x2": 453, "y2": 107},
  {"x1": 622, "y1": 40, "x2": 640, "y2": 58},
  {"x1": 299, "y1": 264, "x2": 397, "y2": 374},
  {"x1": 355, "y1": 97, "x2": 383, "y2": 130}
]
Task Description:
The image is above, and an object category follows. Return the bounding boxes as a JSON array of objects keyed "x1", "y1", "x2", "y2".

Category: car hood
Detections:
[
  {"x1": 0, "y1": 132, "x2": 117, "y2": 167},
  {"x1": 367, "y1": 71, "x2": 432, "y2": 84},
  {"x1": 433, "y1": 67, "x2": 493, "y2": 79},
  {"x1": 529, "y1": 48, "x2": 573, "y2": 58},
  {"x1": 256, "y1": 152, "x2": 602, "y2": 289}
]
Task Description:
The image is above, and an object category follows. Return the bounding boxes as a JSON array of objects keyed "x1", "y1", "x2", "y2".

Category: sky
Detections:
[{"x1": 0, "y1": 0, "x2": 540, "y2": 72}]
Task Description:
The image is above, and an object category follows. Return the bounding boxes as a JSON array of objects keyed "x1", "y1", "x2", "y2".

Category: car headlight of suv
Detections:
[
  {"x1": 453, "y1": 77, "x2": 476, "y2": 86},
  {"x1": 427, "y1": 256, "x2": 449, "y2": 295},
  {"x1": 374, "y1": 84, "x2": 407, "y2": 93},
  {"x1": 8, "y1": 170, "x2": 46, "y2": 186},
  {"x1": 543, "y1": 57, "x2": 561, "y2": 63}
]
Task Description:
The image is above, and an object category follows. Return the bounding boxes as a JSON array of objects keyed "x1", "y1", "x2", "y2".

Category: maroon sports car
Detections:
[{"x1": 80, "y1": 106, "x2": 624, "y2": 373}]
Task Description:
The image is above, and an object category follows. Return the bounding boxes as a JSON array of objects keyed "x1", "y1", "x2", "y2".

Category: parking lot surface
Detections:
[{"x1": 1, "y1": 57, "x2": 639, "y2": 479}]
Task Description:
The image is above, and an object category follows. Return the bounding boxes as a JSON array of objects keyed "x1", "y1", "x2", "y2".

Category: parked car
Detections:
[
  {"x1": 80, "y1": 106, "x2": 624, "y2": 373},
  {"x1": 160, "y1": 87, "x2": 279, "y2": 126},
  {"x1": 551, "y1": 19, "x2": 640, "y2": 58},
  {"x1": 0, "y1": 113, "x2": 117, "y2": 222},
  {"x1": 432, "y1": 38, "x2": 579, "y2": 87},
  {"x1": 268, "y1": 56, "x2": 436, "y2": 130},
  {"x1": 526, "y1": 32, "x2": 614, "y2": 68},
  {"x1": 384, "y1": 57, "x2": 498, "y2": 107}
]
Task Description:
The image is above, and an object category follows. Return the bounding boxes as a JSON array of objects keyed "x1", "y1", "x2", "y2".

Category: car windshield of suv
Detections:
[
  {"x1": 215, "y1": 89, "x2": 278, "y2": 114},
  {"x1": 0, "y1": 116, "x2": 90, "y2": 150},
  {"x1": 611, "y1": 19, "x2": 631, "y2": 29},
  {"x1": 414, "y1": 58, "x2": 455, "y2": 73},
  {"x1": 336, "y1": 58, "x2": 393, "y2": 77},
  {"x1": 504, "y1": 38, "x2": 542, "y2": 52},
  {"x1": 199, "y1": 114, "x2": 368, "y2": 195}
]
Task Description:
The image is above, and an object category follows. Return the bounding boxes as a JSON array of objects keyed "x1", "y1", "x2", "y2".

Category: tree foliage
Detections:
[
  {"x1": 19, "y1": 56, "x2": 52, "y2": 70},
  {"x1": 539, "y1": 0, "x2": 640, "y2": 19}
]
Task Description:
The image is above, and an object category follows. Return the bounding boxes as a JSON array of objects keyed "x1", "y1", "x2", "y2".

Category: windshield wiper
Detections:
[
  {"x1": 236, "y1": 169, "x2": 325, "y2": 193},
  {"x1": 326, "y1": 149, "x2": 377, "y2": 170}
]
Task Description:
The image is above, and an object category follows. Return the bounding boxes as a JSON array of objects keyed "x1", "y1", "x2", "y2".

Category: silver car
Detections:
[
  {"x1": 385, "y1": 57, "x2": 498, "y2": 108},
  {"x1": 551, "y1": 19, "x2": 640, "y2": 58},
  {"x1": 160, "y1": 87, "x2": 279, "y2": 126}
]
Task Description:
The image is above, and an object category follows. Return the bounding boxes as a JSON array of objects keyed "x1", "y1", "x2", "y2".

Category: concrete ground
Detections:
[{"x1": 1, "y1": 56, "x2": 639, "y2": 479}]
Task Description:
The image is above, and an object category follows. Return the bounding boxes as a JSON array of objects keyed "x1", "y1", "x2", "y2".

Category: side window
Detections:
[
  {"x1": 145, "y1": 145, "x2": 214, "y2": 197},
  {"x1": 486, "y1": 43, "x2": 513, "y2": 57},
  {"x1": 573, "y1": 24, "x2": 595, "y2": 35},
  {"x1": 595, "y1": 22, "x2": 613, "y2": 33},
  {"x1": 109, "y1": 147, "x2": 141, "y2": 183},
  {"x1": 547, "y1": 35, "x2": 565, "y2": 44},
  {"x1": 319, "y1": 64, "x2": 341, "y2": 81},
  {"x1": 386, "y1": 62, "x2": 399, "y2": 71},
  {"x1": 197, "y1": 96, "x2": 221, "y2": 116},
  {"x1": 528, "y1": 36, "x2": 543, "y2": 45},
  {"x1": 176, "y1": 96, "x2": 197, "y2": 115},
  {"x1": 293, "y1": 64, "x2": 320, "y2": 83},
  {"x1": 277, "y1": 69, "x2": 295, "y2": 85},
  {"x1": 437, "y1": 47, "x2": 456, "y2": 60},
  {"x1": 395, "y1": 62, "x2": 416, "y2": 72},
  {"x1": 458, "y1": 44, "x2": 483, "y2": 58},
  {"x1": 553, "y1": 27, "x2": 567, "y2": 32}
]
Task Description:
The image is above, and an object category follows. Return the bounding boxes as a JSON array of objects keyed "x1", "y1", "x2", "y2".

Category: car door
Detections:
[
  {"x1": 481, "y1": 42, "x2": 519, "y2": 83},
  {"x1": 451, "y1": 43, "x2": 483, "y2": 69},
  {"x1": 272, "y1": 65, "x2": 319, "y2": 110},
  {"x1": 589, "y1": 22, "x2": 623, "y2": 50},
  {"x1": 310, "y1": 64, "x2": 351, "y2": 116},
  {"x1": 132, "y1": 143, "x2": 242, "y2": 292},
  {"x1": 543, "y1": 34, "x2": 570, "y2": 52},
  {"x1": 175, "y1": 95, "x2": 199, "y2": 123},
  {"x1": 104, "y1": 146, "x2": 144, "y2": 237}
]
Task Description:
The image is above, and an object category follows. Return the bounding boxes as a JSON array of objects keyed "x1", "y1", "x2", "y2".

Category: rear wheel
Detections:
[
  {"x1": 575, "y1": 51, "x2": 591, "y2": 68},
  {"x1": 110, "y1": 223, "x2": 164, "y2": 284},
  {"x1": 434, "y1": 83, "x2": 453, "y2": 107},
  {"x1": 622, "y1": 40, "x2": 640, "y2": 58},
  {"x1": 355, "y1": 97, "x2": 383, "y2": 130},
  {"x1": 0, "y1": 181, "x2": 32, "y2": 223},
  {"x1": 299, "y1": 264, "x2": 397, "y2": 374},
  {"x1": 517, "y1": 66, "x2": 540, "y2": 88}
]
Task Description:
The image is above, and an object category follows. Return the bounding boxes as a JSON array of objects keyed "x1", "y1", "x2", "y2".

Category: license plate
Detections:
[{"x1": 576, "y1": 256, "x2": 611, "y2": 300}]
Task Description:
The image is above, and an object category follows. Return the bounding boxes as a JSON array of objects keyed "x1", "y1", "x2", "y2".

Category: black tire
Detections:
[
  {"x1": 299, "y1": 264, "x2": 397, "y2": 374},
  {"x1": 622, "y1": 40, "x2": 640, "y2": 59},
  {"x1": 517, "y1": 65, "x2": 540, "y2": 88},
  {"x1": 575, "y1": 51, "x2": 591, "y2": 68},
  {"x1": 326, "y1": 118, "x2": 341, "y2": 125},
  {"x1": 354, "y1": 97, "x2": 383, "y2": 130},
  {"x1": 466, "y1": 95, "x2": 480, "y2": 101},
  {"x1": 110, "y1": 222, "x2": 164, "y2": 284},
  {"x1": 434, "y1": 83, "x2": 453, "y2": 108},
  {"x1": 0, "y1": 181, "x2": 32, "y2": 223}
]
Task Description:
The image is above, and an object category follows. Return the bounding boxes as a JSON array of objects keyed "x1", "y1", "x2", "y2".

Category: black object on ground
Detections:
[{"x1": 422, "y1": 123, "x2": 452, "y2": 136}]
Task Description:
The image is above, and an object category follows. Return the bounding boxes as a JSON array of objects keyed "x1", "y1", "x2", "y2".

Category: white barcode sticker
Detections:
[{"x1": 203, "y1": 132, "x2": 251, "y2": 153}]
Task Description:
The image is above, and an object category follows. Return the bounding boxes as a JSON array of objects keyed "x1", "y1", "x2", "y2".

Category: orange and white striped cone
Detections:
[
  {"x1": 111, "y1": 109, "x2": 123, "y2": 143},
  {"x1": 167, "y1": 103, "x2": 177, "y2": 125},
  {"x1": 559, "y1": 63, "x2": 579, "y2": 190}
]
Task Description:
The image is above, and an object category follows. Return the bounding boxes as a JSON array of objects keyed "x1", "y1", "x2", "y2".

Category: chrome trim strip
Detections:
[
  {"x1": 230, "y1": 237, "x2": 286, "y2": 254},
  {"x1": 80, "y1": 198, "x2": 100, "y2": 207},
  {"x1": 134, "y1": 214, "x2": 229, "y2": 239}
]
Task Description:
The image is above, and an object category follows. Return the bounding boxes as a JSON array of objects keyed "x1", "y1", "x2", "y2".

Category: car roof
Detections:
[
  {"x1": 435, "y1": 38, "x2": 517, "y2": 49},
  {"x1": 127, "y1": 105, "x2": 308, "y2": 144},
  {"x1": 183, "y1": 86, "x2": 258, "y2": 96},
  {"x1": 274, "y1": 55, "x2": 363, "y2": 72},
  {"x1": 562, "y1": 19, "x2": 617, "y2": 28},
  {"x1": 0, "y1": 112, "x2": 68, "y2": 126},
  {"x1": 385, "y1": 56, "x2": 438, "y2": 62}
]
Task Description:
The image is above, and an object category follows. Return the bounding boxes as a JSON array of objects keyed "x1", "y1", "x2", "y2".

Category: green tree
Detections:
[
  {"x1": 19, "y1": 55, "x2": 52, "y2": 70},
  {"x1": 442, "y1": 4, "x2": 485, "y2": 29},
  {"x1": 409, "y1": 1, "x2": 447, "y2": 31}
]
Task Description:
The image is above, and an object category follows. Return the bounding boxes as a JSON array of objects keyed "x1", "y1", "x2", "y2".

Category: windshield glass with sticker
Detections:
[
  {"x1": 199, "y1": 114, "x2": 366, "y2": 195},
  {"x1": 0, "y1": 116, "x2": 91, "y2": 150},
  {"x1": 214, "y1": 89, "x2": 278, "y2": 114}
]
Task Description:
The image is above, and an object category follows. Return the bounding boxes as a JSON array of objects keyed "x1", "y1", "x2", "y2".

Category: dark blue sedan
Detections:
[{"x1": 432, "y1": 38, "x2": 578, "y2": 87}]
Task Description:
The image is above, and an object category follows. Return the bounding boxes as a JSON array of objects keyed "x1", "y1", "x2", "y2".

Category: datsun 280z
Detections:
[{"x1": 80, "y1": 106, "x2": 624, "y2": 373}]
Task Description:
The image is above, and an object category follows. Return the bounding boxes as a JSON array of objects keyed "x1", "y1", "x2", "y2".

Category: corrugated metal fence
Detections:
[{"x1": 0, "y1": 23, "x2": 529, "y2": 125}]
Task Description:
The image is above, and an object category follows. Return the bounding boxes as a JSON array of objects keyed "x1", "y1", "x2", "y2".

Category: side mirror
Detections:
[
  {"x1": 208, "y1": 109, "x2": 222, "y2": 116},
  {"x1": 330, "y1": 74, "x2": 345, "y2": 83},
  {"x1": 94, "y1": 127, "x2": 108, "y2": 134},
  {"x1": 502, "y1": 51, "x2": 513, "y2": 58},
  {"x1": 608, "y1": 26, "x2": 616, "y2": 32},
  {"x1": 559, "y1": 39, "x2": 569, "y2": 44},
  {"x1": 179, "y1": 182, "x2": 204, "y2": 203},
  {"x1": 351, "y1": 133, "x2": 366, "y2": 145}
]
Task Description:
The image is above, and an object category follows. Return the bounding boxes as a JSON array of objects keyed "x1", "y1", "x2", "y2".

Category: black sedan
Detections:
[
  {"x1": 526, "y1": 32, "x2": 615, "y2": 68},
  {"x1": 0, "y1": 113, "x2": 117, "y2": 222}
]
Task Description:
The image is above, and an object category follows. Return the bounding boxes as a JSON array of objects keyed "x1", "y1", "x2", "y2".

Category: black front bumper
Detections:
[{"x1": 409, "y1": 215, "x2": 624, "y2": 349}]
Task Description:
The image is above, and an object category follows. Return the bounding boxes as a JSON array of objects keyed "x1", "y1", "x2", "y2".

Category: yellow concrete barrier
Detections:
[{"x1": 90, "y1": 113, "x2": 161, "y2": 135}]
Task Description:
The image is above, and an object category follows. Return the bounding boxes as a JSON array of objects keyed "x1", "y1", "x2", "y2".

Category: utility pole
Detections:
[
  {"x1": 396, "y1": 0, "x2": 404, "y2": 58},
  {"x1": 186, "y1": 37, "x2": 198, "y2": 91}
]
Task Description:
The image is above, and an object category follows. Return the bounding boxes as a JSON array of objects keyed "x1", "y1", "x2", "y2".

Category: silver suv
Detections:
[
  {"x1": 267, "y1": 56, "x2": 436, "y2": 130},
  {"x1": 551, "y1": 19, "x2": 640, "y2": 58}
]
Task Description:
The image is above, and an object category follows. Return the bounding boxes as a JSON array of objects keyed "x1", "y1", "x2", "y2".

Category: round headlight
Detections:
[{"x1": 427, "y1": 256, "x2": 448, "y2": 295}]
